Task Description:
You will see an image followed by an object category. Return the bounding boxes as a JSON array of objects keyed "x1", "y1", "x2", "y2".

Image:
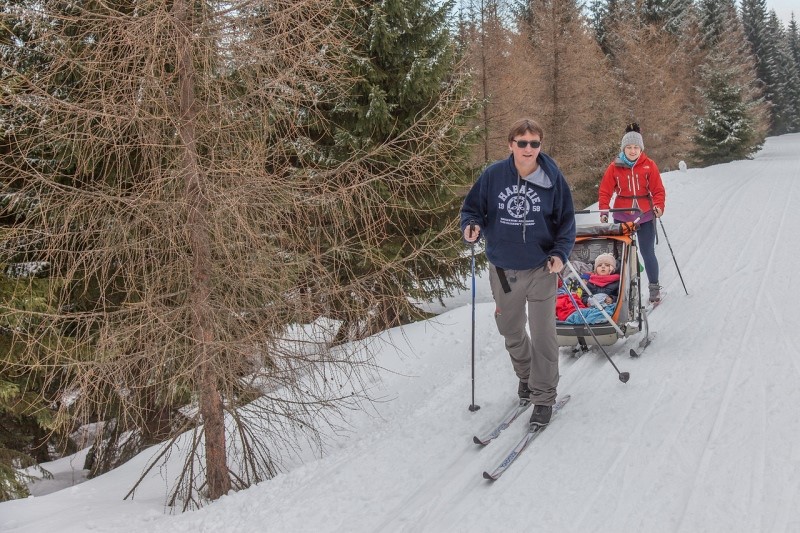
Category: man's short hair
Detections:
[{"x1": 508, "y1": 118, "x2": 544, "y2": 143}]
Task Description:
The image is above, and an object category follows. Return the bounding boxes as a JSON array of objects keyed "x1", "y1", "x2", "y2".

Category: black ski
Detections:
[{"x1": 482, "y1": 395, "x2": 571, "y2": 481}]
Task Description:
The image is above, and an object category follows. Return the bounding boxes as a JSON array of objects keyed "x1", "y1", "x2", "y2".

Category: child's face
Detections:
[{"x1": 595, "y1": 262, "x2": 614, "y2": 275}]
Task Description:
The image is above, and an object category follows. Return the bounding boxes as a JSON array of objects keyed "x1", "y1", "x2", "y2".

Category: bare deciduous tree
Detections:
[
  {"x1": 516, "y1": 0, "x2": 623, "y2": 206},
  {"x1": 1, "y1": 0, "x2": 474, "y2": 508},
  {"x1": 459, "y1": 0, "x2": 527, "y2": 165},
  {"x1": 605, "y1": 10, "x2": 698, "y2": 169}
]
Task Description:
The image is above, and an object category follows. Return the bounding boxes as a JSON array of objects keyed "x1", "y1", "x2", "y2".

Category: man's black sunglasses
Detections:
[{"x1": 513, "y1": 140, "x2": 541, "y2": 149}]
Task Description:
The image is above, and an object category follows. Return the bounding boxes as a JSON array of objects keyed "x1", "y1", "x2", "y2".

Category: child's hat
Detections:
[{"x1": 594, "y1": 253, "x2": 616, "y2": 271}]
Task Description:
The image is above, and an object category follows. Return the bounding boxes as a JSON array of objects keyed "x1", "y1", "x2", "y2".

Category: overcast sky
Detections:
[{"x1": 767, "y1": 0, "x2": 795, "y2": 24}]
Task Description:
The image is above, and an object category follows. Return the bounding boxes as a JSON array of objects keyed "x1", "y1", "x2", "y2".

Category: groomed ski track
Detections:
[
  {"x1": 262, "y1": 134, "x2": 800, "y2": 533},
  {"x1": 5, "y1": 134, "x2": 800, "y2": 533}
]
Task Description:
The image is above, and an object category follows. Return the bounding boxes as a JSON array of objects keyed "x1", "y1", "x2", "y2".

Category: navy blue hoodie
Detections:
[{"x1": 460, "y1": 153, "x2": 576, "y2": 270}]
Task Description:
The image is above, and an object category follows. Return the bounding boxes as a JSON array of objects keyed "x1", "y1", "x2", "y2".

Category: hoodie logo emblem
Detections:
[{"x1": 498, "y1": 185, "x2": 541, "y2": 223}]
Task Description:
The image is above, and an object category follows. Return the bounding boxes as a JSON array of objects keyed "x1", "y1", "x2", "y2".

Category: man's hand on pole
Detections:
[
  {"x1": 547, "y1": 256, "x2": 563, "y2": 274},
  {"x1": 464, "y1": 223, "x2": 480, "y2": 243}
]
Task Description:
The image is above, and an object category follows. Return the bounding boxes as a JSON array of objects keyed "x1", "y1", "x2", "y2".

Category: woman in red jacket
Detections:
[{"x1": 598, "y1": 124, "x2": 666, "y2": 303}]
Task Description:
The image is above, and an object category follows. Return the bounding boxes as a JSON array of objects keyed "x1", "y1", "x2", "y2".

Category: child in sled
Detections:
[
  {"x1": 559, "y1": 253, "x2": 620, "y2": 324},
  {"x1": 580, "y1": 253, "x2": 620, "y2": 307}
]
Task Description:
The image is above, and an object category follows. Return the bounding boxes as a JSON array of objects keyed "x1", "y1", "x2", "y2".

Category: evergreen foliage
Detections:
[
  {"x1": 660, "y1": 0, "x2": 694, "y2": 34},
  {"x1": 0, "y1": 267, "x2": 68, "y2": 501},
  {"x1": 740, "y1": 0, "x2": 800, "y2": 133},
  {"x1": 693, "y1": 53, "x2": 761, "y2": 164},
  {"x1": 789, "y1": 15, "x2": 800, "y2": 67},
  {"x1": 763, "y1": 12, "x2": 800, "y2": 133},
  {"x1": 1, "y1": 0, "x2": 78, "y2": 488},
  {"x1": 1, "y1": 0, "x2": 189, "y2": 487},
  {"x1": 692, "y1": 0, "x2": 767, "y2": 164},
  {"x1": 314, "y1": 0, "x2": 479, "y2": 341}
]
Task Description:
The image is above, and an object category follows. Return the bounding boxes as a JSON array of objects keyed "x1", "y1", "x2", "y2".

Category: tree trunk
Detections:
[{"x1": 174, "y1": 0, "x2": 231, "y2": 500}]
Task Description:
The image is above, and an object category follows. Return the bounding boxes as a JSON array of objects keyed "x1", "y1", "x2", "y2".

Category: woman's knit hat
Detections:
[
  {"x1": 620, "y1": 130, "x2": 644, "y2": 152},
  {"x1": 621, "y1": 123, "x2": 644, "y2": 151},
  {"x1": 594, "y1": 252, "x2": 616, "y2": 272}
]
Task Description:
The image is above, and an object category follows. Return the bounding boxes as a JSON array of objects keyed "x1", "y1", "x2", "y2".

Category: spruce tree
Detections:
[
  {"x1": 693, "y1": 54, "x2": 760, "y2": 164},
  {"x1": 660, "y1": 0, "x2": 695, "y2": 34},
  {"x1": 313, "y1": 0, "x2": 479, "y2": 341},
  {"x1": 788, "y1": 15, "x2": 800, "y2": 67},
  {"x1": 740, "y1": 0, "x2": 795, "y2": 133},
  {"x1": 788, "y1": 16, "x2": 800, "y2": 127},
  {"x1": 693, "y1": 0, "x2": 767, "y2": 164},
  {"x1": 763, "y1": 11, "x2": 800, "y2": 132}
]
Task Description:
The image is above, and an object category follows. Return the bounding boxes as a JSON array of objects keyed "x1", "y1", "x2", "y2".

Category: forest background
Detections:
[{"x1": 1, "y1": 0, "x2": 799, "y2": 509}]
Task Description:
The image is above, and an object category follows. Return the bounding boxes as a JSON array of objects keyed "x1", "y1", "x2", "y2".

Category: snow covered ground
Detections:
[{"x1": 3, "y1": 134, "x2": 800, "y2": 533}]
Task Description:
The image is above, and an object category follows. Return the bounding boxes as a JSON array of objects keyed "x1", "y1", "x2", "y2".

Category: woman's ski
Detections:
[{"x1": 482, "y1": 395, "x2": 571, "y2": 481}]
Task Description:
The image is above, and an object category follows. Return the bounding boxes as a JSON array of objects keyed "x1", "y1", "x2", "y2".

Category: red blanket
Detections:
[{"x1": 556, "y1": 292, "x2": 586, "y2": 321}]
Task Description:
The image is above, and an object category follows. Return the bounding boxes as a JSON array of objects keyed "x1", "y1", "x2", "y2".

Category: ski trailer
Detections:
[{"x1": 555, "y1": 219, "x2": 653, "y2": 355}]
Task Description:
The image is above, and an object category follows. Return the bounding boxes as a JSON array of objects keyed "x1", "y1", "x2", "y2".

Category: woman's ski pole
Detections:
[
  {"x1": 657, "y1": 218, "x2": 689, "y2": 295},
  {"x1": 468, "y1": 222, "x2": 480, "y2": 412}
]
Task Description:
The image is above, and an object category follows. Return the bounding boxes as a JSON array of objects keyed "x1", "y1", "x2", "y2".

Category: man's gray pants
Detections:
[{"x1": 488, "y1": 264, "x2": 559, "y2": 406}]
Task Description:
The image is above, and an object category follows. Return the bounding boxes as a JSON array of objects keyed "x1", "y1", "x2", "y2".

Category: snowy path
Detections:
[{"x1": 3, "y1": 134, "x2": 800, "y2": 533}]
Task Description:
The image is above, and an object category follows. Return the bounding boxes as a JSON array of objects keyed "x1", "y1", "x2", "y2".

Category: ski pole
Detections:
[
  {"x1": 557, "y1": 272, "x2": 630, "y2": 383},
  {"x1": 468, "y1": 222, "x2": 480, "y2": 412},
  {"x1": 657, "y1": 218, "x2": 689, "y2": 295}
]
